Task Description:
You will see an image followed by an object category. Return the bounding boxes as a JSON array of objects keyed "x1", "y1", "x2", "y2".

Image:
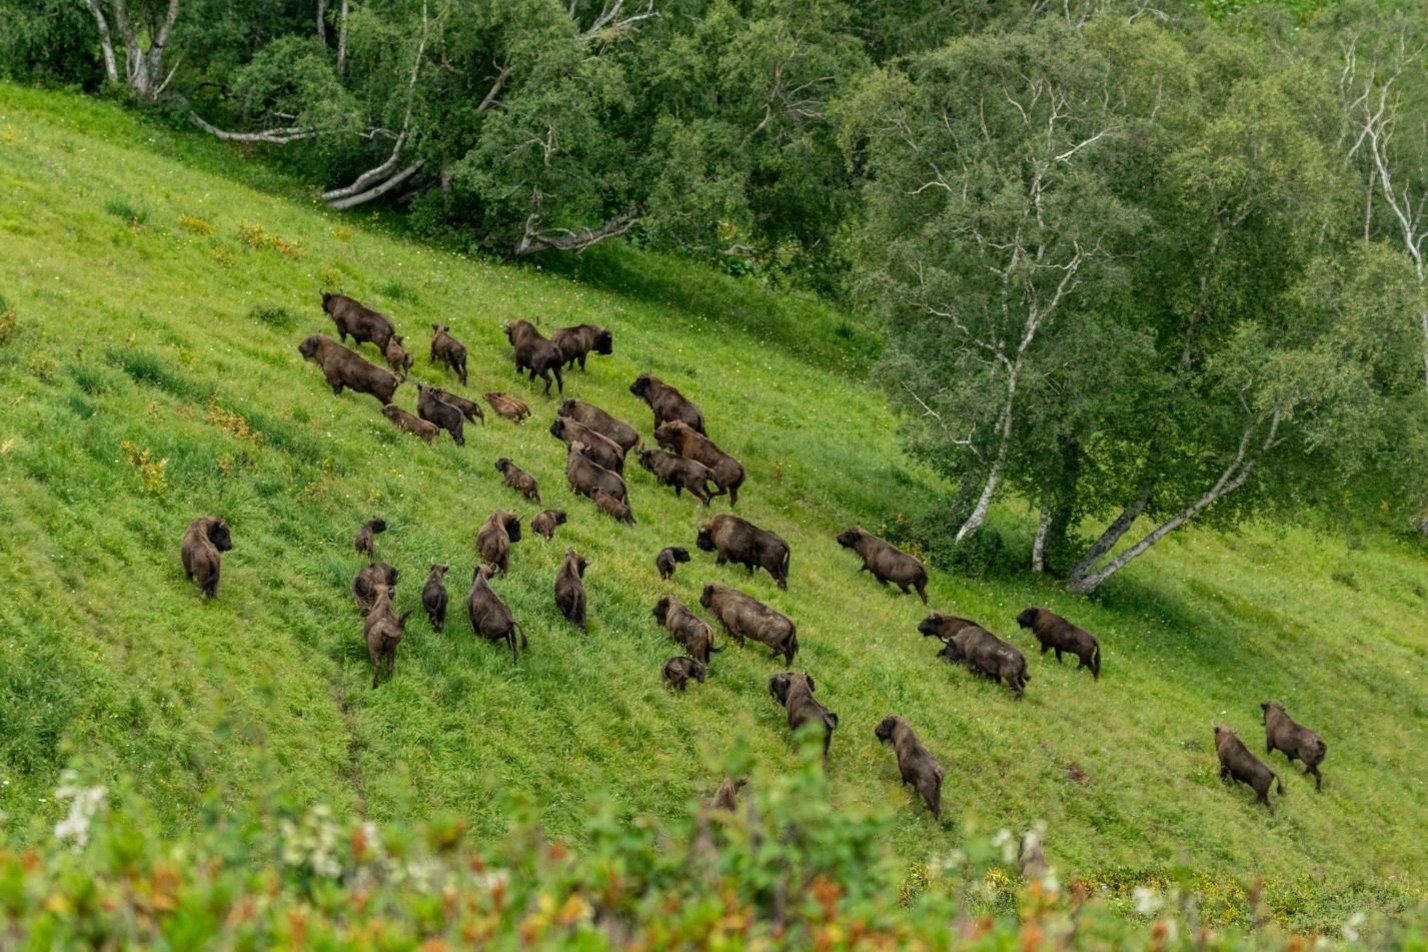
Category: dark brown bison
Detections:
[
  {"x1": 557, "y1": 398, "x2": 639, "y2": 452},
  {"x1": 430, "y1": 324, "x2": 468, "y2": 385},
  {"x1": 416, "y1": 384, "x2": 464, "y2": 445},
  {"x1": 653, "y1": 422, "x2": 743, "y2": 506},
  {"x1": 696, "y1": 514, "x2": 789, "y2": 590},
  {"x1": 699, "y1": 582, "x2": 798, "y2": 664},
  {"x1": 1261, "y1": 701, "x2": 1327, "y2": 791},
  {"x1": 354, "y1": 517, "x2": 387, "y2": 557},
  {"x1": 662, "y1": 656, "x2": 707, "y2": 691},
  {"x1": 638, "y1": 447, "x2": 715, "y2": 505},
  {"x1": 836, "y1": 526, "x2": 927, "y2": 603},
  {"x1": 467, "y1": 564, "x2": 526, "y2": 661},
  {"x1": 181, "y1": 515, "x2": 232, "y2": 598},
  {"x1": 710, "y1": 775, "x2": 746, "y2": 811},
  {"x1": 381, "y1": 404, "x2": 438, "y2": 442},
  {"x1": 592, "y1": 488, "x2": 635, "y2": 524},
  {"x1": 652, "y1": 595, "x2": 718, "y2": 664},
  {"x1": 550, "y1": 416, "x2": 625, "y2": 473},
  {"x1": 530, "y1": 509, "x2": 567, "y2": 541},
  {"x1": 476, "y1": 510, "x2": 522, "y2": 576},
  {"x1": 422, "y1": 563, "x2": 448, "y2": 633},
  {"x1": 631, "y1": 373, "x2": 705, "y2": 433},
  {"x1": 383, "y1": 334, "x2": 412, "y2": 378},
  {"x1": 921, "y1": 614, "x2": 1030, "y2": 699},
  {"x1": 484, "y1": 391, "x2": 530, "y2": 423},
  {"x1": 565, "y1": 443, "x2": 628, "y2": 502},
  {"x1": 362, "y1": 583, "x2": 411, "y2": 688},
  {"x1": 552, "y1": 323, "x2": 613, "y2": 371},
  {"x1": 495, "y1": 458, "x2": 541, "y2": 504},
  {"x1": 1214, "y1": 725, "x2": 1284, "y2": 812},
  {"x1": 768, "y1": 672, "x2": 839, "y2": 761},
  {"x1": 352, "y1": 562, "x2": 399, "y2": 612},
  {"x1": 875, "y1": 716, "x2": 944, "y2": 821},
  {"x1": 554, "y1": 547, "x2": 589, "y2": 632},
  {"x1": 322, "y1": 291, "x2": 395, "y2": 351},
  {"x1": 1016, "y1": 607, "x2": 1100, "y2": 680},
  {"x1": 299, "y1": 334, "x2": 400, "y2": 404},
  {"x1": 656, "y1": 546, "x2": 690, "y2": 580},
  {"x1": 504, "y1": 319, "x2": 564, "y2": 395},
  {"x1": 429, "y1": 386, "x2": 484, "y2": 425}
]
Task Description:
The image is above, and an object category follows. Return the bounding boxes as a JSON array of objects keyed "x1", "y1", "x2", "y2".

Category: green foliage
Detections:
[{"x1": 102, "y1": 198, "x2": 148, "y2": 225}]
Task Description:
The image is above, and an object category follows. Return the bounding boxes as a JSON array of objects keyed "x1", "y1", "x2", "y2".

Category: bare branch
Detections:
[
  {"x1": 186, "y1": 110, "x2": 320, "y2": 143},
  {"x1": 514, "y1": 206, "x2": 643, "y2": 256},
  {"x1": 326, "y1": 161, "x2": 426, "y2": 210}
]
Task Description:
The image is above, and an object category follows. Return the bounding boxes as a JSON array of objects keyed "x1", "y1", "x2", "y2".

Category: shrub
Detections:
[
  {"x1": 119, "y1": 440, "x2": 167, "y2": 495},
  {"x1": 248, "y1": 304, "x2": 298, "y2": 329},
  {"x1": 103, "y1": 198, "x2": 148, "y2": 224},
  {"x1": 177, "y1": 214, "x2": 216, "y2": 236},
  {"x1": 0, "y1": 294, "x2": 15, "y2": 345},
  {"x1": 25, "y1": 349, "x2": 58, "y2": 382}
]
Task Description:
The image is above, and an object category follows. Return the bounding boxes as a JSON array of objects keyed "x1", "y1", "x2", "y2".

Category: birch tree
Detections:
[{"x1": 82, "y1": 0, "x2": 182, "y2": 99}]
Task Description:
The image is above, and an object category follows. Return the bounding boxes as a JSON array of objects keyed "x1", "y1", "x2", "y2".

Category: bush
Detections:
[
  {"x1": 103, "y1": 198, "x2": 148, "y2": 224},
  {"x1": 248, "y1": 303, "x2": 298, "y2": 329},
  {"x1": 0, "y1": 294, "x2": 15, "y2": 345}
]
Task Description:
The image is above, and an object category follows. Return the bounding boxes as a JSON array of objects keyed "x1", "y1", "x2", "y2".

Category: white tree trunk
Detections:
[
  {"x1": 82, "y1": 0, "x2": 119, "y2": 84},
  {"x1": 337, "y1": 0, "x2": 350, "y2": 75},
  {"x1": 1031, "y1": 504, "x2": 1050, "y2": 573}
]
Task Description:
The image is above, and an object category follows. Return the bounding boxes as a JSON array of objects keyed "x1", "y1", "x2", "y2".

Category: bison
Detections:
[
  {"x1": 467, "y1": 564, "x2": 526, "y2": 661},
  {"x1": 422, "y1": 563, "x2": 449, "y2": 633},
  {"x1": 382, "y1": 403, "x2": 438, "y2": 442},
  {"x1": 383, "y1": 334, "x2": 412, "y2": 378},
  {"x1": 1018, "y1": 828, "x2": 1049, "y2": 879},
  {"x1": 921, "y1": 614, "x2": 1030, "y2": 699},
  {"x1": 495, "y1": 457, "x2": 541, "y2": 504},
  {"x1": 299, "y1": 334, "x2": 400, "y2": 404},
  {"x1": 484, "y1": 391, "x2": 530, "y2": 423},
  {"x1": 322, "y1": 291, "x2": 395, "y2": 352},
  {"x1": 1261, "y1": 701, "x2": 1327, "y2": 791},
  {"x1": 181, "y1": 515, "x2": 232, "y2": 598},
  {"x1": 662, "y1": 656, "x2": 708, "y2": 691},
  {"x1": 362, "y1": 583, "x2": 411, "y2": 688},
  {"x1": 530, "y1": 509, "x2": 567, "y2": 541},
  {"x1": 352, "y1": 561, "x2": 399, "y2": 613},
  {"x1": 417, "y1": 384, "x2": 465, "y2": 445},
  {"x1": 354, "y1": 517, "x2": 387, "y2": 557},
  {"x1": 1015, "y1": 607, "x2": 1100, "y2": 680},
  {"x1": 554, "y1": 547, "x2": 589, "y2": 631},
  {"x1": 836, "y1": 526, "x2": 927, "y2": 603},
  {"x1": 874, "y1": 715, "x2": 944, "y2": 821},
  {"x1": 430, "y1": 324, "x2": 468, "y2": 385},
  {"x1": 652, "y1": 595, "x2": 718, "y2": 664},
  {"x1": 565, "y1": 443, "x2": 628, "y2": 502},
  {"x1": 557, "y1": 398, "x2": 639, "y2": 452},
  {"x1": 631, "y1": 373, "x2": 704, "y2": 433},
  {"x1": 768, "y1": 672, "x2": 838, "y2": 761},
  {"x1": 656, "y1": 546, "x2": 690, "y2": 580},
  {"x1": 550, "y1": 416, "x2": 625, "y2": 473},
  {"x1": 504, "y1": 319, "x2": 564, "y2": 395},
  {"x1": 1214, "y1": 724, "x2": 1284, "y2": 812},
  {"x1": 428, "y1": 386, "x2": 484, "y2": 426},
  {"x1": 699, "y1": 582, "x2": 798, "y2": 664},
  {"x1": 653, "y1": 421, "x2": 743, "y2": 506},
  {"x1": 476, "y1": 510, "x2": 522, "y2": 576},
  {"x1": 696, "y1": 513, "x2": 789, "y2": 590},
  {"x1": 592, "y1": 488, "x2": 635, "y2": 524},
  {"x1": 551, "y1": 323, "x2": 613, "y2": 371},
  {"x1": 710, "y1": 775, "x2": 746, "y2": 811},
  {"x1": 638, "y1": 447, "x2": 716, "y2": 505}
]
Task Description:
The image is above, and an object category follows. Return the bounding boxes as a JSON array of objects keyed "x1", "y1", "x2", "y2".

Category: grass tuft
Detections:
[{"x1": 103, "y1": 197, "x2": 148, "y2": 224}]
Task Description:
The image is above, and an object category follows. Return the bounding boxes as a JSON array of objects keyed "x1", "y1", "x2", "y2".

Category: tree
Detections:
[{"x1": 82, "y1": 0, "x2": 182, "y2": 99}]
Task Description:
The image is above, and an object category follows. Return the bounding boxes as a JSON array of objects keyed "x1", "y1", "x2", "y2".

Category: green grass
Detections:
[{"x1": 0, "y1": 83, "x2": 1425, "y2": 930}]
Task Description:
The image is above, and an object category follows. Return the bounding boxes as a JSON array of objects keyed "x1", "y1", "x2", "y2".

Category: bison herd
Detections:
[{"x1": 183, "y1": 287, "x2": 1330, "y2": 850}]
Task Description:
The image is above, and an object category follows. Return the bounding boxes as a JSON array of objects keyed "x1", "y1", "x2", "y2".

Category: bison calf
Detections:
[
  {"x1": 639, "y1": 447, "x2": 716, "y2": 505},
  {"x1": 417, "y1": 384, "x2": 465, "y2": 446},
  {"x1": 363, "y1": 583, "x2": 411, "y2": 688},
  {"x1": 700, "y1": 582, "x2": 798, "y2": 664},
  {"x1": 495, "y1": 458, "x2": 541, "y2": 504},
  {"x1": 181, "y1": 515, "x2": 232, "y2": 598},
  {"x1": 836, "y1": 526, "x2": 927, "y2": 603},
  {"x1": 631, "y1": 373, "x2": 704, "y2": 433},
  {"x1": 1214, "y1": 725, "x2": 1284, "y2": 812},
  {"x1": 550, "y1": 416, "x2": 625, "y2": 473},
  {"x1": 382, "y1": 404, "x2": 438, "y2": 442},
  {"x1": 697, "y1": 513, "x2": 789, "y2": 590},
  {"x1": 653, "y1": 421, "x2": 743, "y2": 506},
  {"x1": 352, "y1": 562, "x2": 399, "y2": 612},
  {"x1": 467, "y1": 564, "x2": 527, "y2": 661},
  {"x1": 429, "y1": 386, "x2": 484, "y2": 425},
  {"x1": 430, "y1": 324, "x2": 468, "y2": 385},
  {"x1": 476, "y1": 510, "x2": 522, "y2": 576},
  {"x1": 921, "y1": 613, "x2": 1030, "y2": 699},
  {"x1": 1016, "y1": 607, "x2": 1100, "y2": 680},
  {"x1": 1262, "y1": 701, "x2": 1327, "y2": 791},
  {"x1": 552, "y1": 323, "x2": 613, "y2": 371},
  {"x1": 422, "y1": 563, "x2": 449, "y2": 632},
  {"x1": 554, "y1": 547, "x2": 589, "y2": 632},
  {"x1": 531, "y1": 509, "x2": 567, "y2": 541},
  {"x1": 505, "y1": 319, "x2": 564, "y2": 395},
  {"x1": 592, "y1": 488, "x2": 635, "y2": 524},
  {"x1": 354, "y1": 517, "x2": 387, "y2": 557},
  {"x1": 557, "y1": 398, "x2": 639, "y2": 452},
  {"x1": 383, "y1": 334, "x2": 412, "y2": 378},
  {"x1": 874, "y1": 715, "x2": 944, "y2": 821},
  {"x1": 662, "y1": 656, "x2": 708, "y2": 691},
  {"x1": 652, "y1": 595, "x2": 718, "y2": 664},
  {"x1": 484, "y1": 391, "x2": 530, "y2": 423},
  {"x1": 656, "y1": 546, "x2": 690, "y2": 580},
  {"x1": 768, "y1": 672, "x2": 839, "y2": 761}
]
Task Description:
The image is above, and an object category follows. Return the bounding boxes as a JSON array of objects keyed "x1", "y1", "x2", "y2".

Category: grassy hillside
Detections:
[{"x1": 0, "y1": 85, "x2": 1425, "y2": 931}]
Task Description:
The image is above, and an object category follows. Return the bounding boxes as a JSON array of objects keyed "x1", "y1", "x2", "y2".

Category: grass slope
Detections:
[{"x1": 0, "y1": 85, "x2": 1424, "y2": 928}]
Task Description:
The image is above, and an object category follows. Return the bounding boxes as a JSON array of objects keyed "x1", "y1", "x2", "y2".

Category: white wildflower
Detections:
[
  {"x1": 991, "y1": 828, "x2": 1016, "y2": 863},
  {"x1": 1343, "y1": 911, "x2": 1367, "y2": 943},
  {"x1": 53, "y1": 770, "x2": 107, "y2": 851},
  {"x1": 1133, "y1": 886, "x2": 1163, "y2": 917}
]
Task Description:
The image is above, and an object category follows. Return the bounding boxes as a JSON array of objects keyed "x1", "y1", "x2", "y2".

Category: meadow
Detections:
[{"x1": 0, "y1": 84, "x2": 1425, "y2": 933}]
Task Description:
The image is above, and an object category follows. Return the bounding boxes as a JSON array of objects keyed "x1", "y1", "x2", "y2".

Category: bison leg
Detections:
[
  {"x1": 1054, "y1": 647, "x2": 1063, "y2": 662},
  {"x1": 202, "y1": 566, "x2": 220, "y2": 599},
  {"x1": 1039, "y1": 643, "x2": 1050, "y2": 654},
  {"x1": 1308, "y1": 764, "x2": 1322, "y2": 791},
  {"x1": 915, "y1": 580, "x2": 928, "y2": 604}
]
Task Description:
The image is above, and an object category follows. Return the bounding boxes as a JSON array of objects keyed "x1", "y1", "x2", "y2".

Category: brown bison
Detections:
[
  {"x1": 653, "y1": 421, "x2": 743, "y2": 506},
  {"x1": 530, "y1": 509, "x2": 567, "y2": 541},
  {"x1": 557, "y1": 398, "x2": 639, "y2": 452},
  {"x1": 299, "y1": 334, "x2": 400, "y2": 404},
  {"x1": 631, "y1": 373, "x2": 705, "y2": 433},
  {"x1": 181, "y1": 515, "x2": 232, "y2": 598},
  {"x1": 1018, "y1": 828, "x2": 1049, "y2": 879},
  {"x1": 652, "y1": 595, "x2": 718, "y2": 664},
  {"x1": 422, "y1": 563, "x2": 448, "y2": 633},
  {"x1": 696, "y1": 514, "x2": 789, "y2": 590},
  {"x1": 504, "y1": 319, "x2": 564, "y2": 395},
  {"x1": 429, "y1": 386, "x2": 484, "y2": 425},
  {"x1": 656, "y1": 546, "x2": 690, "y2": 580},
  {"x1": 710, "y1": 775, "x2": 746, "y2": 811},
  {"x1": 354, "y1": 517, "x2": 387, "y2": 557},
  {"x1": 662, "y1": 656, "x2": 708, "y2": 691},
  {"x1": 874, "y1": 715, "x2": 944, "y2": 821},
  {"x1": 921, "y1": 613, "x2": 1030, "y2": 699},
  {"x1": 565, "y1": 443, "x2": 628, "y2": 502},
  {"x1": 592, "y1": 488, "x2": 635, "y2": 524},
  {"x1": 476, "y1": 510, "x2": 522, "y2": 576},
  {"x1": 352, "y1": 562, "x2": 399, "y2": 612},
  {"x1": 362, "y1": 583, "x2": 412, "y2": 688},
  {"x1": 430, "y1": 324, "x2": 468, "y2": 385},
  {"x1": 381, "y1": 404, "x2": 438, "y2": 442},
  {"x1": 638, "y1": 447, "x2": 716, "y2": 505},
  {"x1": 552, "y1": 323, "x2": 613, "y2": 371},
  {"x1": 495, "y1": 458, "x2": 541, "y2": 504},
  {"x1": 416, "y1": 384, "x2": 464, "y2": 445},
  {"x1": 836, "y1": 526, "x2": 927, "y2": 603},
  {"x1": 467, "y1": 564, "x2": 526, "y2": 661},
  {"x1": 550, "y1": 416, "x2": 625, "y2": 473},
  {"x1": 1016, "y1": 607, "x2": 1100, "y2": 680},
  {"x1": 768, "y1": 672, "x2": 839, "y2": 760},
  {"x1": 699, "y1": 582, "x2": 798, "y2": 664},
  {"x1": 322, "y1": 291, "x2": 395, "y2": 351},
  {"x1": 1261, "y1": 701, "x2": 1327, "y2": 791},
  {"x1": 484, "y1": 391, "x2": 530, "y2": 423},
  {"x1": 383, "y1": 334, "x2": 412, "y2": 378},
  {"x1": 554, "y1": 547, "x2": 589, "y2": 632},
  {"x1": 1214, "y1": 725, "x2": 1284, "y2": 812}
]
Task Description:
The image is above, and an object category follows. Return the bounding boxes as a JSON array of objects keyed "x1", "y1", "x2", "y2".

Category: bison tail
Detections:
[{"x1": 1091, "y1": 644, "x2": 1101, "y2": 679}]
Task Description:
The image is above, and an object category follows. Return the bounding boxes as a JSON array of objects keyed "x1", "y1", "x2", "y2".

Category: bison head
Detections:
[
  {"x1": 652, "y1": 596, "x2": 672, "y2": 625},
  {"x1": 917, "y1": 614, "x2": 946, "y2": 639},
  {"x1": 629, "y1": 373, "x2": 652, "y2": 398},
  {"x1": 835, "y1": 527, "x2": 863, "y2": 549},
  {"x1": 564, "y1": 548, "x2": 588, "y2": 577},
  {"x1": 593, "y1": 328, "x2": 613, "y2": 355},
  {"x1": 653, "y1": 422, "x2": 685, "y2": 451},
  {"x1": 689, "y1": 660, "x2": 708, "y2": 683},
  {"x1": 1015, "y1": 607, "x2": 1039, "y2": 629},
  {"x1": 1260, "y1": 701, "x2": 1283, "y2": 724},
  {"x1": 549, "y1": 418, "x2": 567, "y2": 441},
  {"x1": 494, "y1": 458, "x2": 512, "y2": 475},
  {"x1": 695, "y1": 525, "x2": 715, "y2": 552},
  {"x1": 698, "y1": 583, "x2": 718, "y2": 609},
  {"x1": 208, "y1": 518, "x2": 233, "y2": 552},
  {"x1": 428, "y1": 563, "x2": 448, "y2": 581},
  {"x1": 368, "y1": 518, "x2": 388, "y2": 534},
  {"x1": 637, "y1": 448, "x2": 658, "y2": 471},
  {"x1": 874, "y1": 715, "x2": 899, "y2": 744},
  {"x1": 297, "y1": 335, "x2": 322, "y2": 360},
  {"x1": 321, "y1": 291, "x2": 336, "y2": 313},
  {"x1": 502, "y1": 513, "x2": 522, "y2": 543},
  {"x1": 768, "y1": 672, "x2": 791, "y2": 707},
  {"x1": 670, "y1": 547, "x2": 691, "y2": 563}
]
